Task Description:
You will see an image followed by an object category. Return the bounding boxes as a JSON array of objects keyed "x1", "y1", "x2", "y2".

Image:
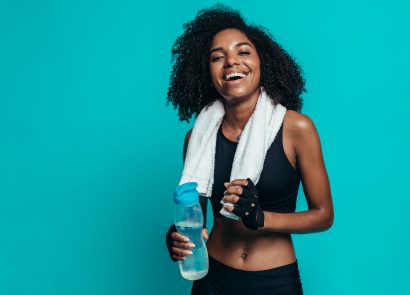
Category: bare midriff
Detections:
[{"x1": 206, "y1": 217, "x2": 296, "y2": 271}]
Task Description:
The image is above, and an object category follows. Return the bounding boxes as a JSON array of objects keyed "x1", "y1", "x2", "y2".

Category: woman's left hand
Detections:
[{"x1": 222, "y1": 178, "x2": 264, "y2": 230}]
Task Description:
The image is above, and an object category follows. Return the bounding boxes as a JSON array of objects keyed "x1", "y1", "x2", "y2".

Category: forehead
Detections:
[{"x1": 210, "y1": 28, "x2": 253, "y2": 47}]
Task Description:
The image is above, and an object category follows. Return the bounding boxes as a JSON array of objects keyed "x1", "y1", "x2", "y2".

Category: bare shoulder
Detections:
[
  {"x1": 283, "y1": 110, "x2": 318, "y2": 143},
  {"x1": 184, "y1": 128, "x2": 193, "y2": 146}
]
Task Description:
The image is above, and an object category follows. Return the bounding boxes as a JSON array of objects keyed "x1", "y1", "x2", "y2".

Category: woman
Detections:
[{"x1": 165, "y1": 4, "x2": 334, "y2": 295}]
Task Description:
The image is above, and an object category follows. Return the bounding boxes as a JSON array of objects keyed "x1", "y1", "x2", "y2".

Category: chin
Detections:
[{"x1": 221, "y1": 86, "x2": 258, "y2": 101}]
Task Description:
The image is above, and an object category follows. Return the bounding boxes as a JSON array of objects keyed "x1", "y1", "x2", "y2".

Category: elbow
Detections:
[
  {"x1": 315, "y1": 208, "x2": 333, "y2": 231},
  {"x1": 321, "y1": 209, "x2": 334, "y2": 231}
]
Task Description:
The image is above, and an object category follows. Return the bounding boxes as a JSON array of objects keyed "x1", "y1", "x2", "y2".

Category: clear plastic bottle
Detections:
[{"x1": 173, "y1": 182, "x2": 209, "y2": 280}]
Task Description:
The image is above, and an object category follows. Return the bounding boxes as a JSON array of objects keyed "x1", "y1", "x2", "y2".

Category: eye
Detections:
[
  {"x1": 211, "y1": 55, "x2": 224, "y2": 62},
  {"x1": 239, "y1": 51, "x2": 250, "y2": 56}
]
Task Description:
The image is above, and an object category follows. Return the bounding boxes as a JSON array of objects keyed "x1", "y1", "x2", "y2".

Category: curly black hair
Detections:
[{"x1": 166, "y1": 4, "x2": 306, "y2": 123}]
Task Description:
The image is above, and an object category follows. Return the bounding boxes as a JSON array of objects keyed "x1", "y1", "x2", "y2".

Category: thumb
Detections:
[{"x1": 202, "y1": 228, "x2": 209, "y2": 240}]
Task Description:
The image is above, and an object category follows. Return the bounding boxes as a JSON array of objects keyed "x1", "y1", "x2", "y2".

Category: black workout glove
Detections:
[
  {"x1": 232, "y1": 178, "x2": 264, "y2": 230},
  {"x1": 165, "y1": 224, "x2": 178, "y2": 262}
]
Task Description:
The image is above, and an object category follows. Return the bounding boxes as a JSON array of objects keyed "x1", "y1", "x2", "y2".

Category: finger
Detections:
[
  {"x1": 172, "y1": 247, "x2": 193, "y2": 257},
  {"x1": 223, "y1": 194, "x2": 240, "y2": 203},
  {"x1": 172, "y1": 254, "x2": 185, "y2": 261},
  {"x1": 223, "y1": 203, "x2": 235, "y2": 212},
  {"x1": 224, "y1": 186, "x2": 243, "y2": 196},
  {"x1": 172, "y1": 240, "x2": 196, "y2": 249},
  {"x1": 170, "y1": 232, "x2": 190, "y2": 243},
  {"x1": 202, "y1": 228, "x2": 209, "y2": 240},
  {"x1": 229, "y1": 179, "x2": 249, "y2": 187}
]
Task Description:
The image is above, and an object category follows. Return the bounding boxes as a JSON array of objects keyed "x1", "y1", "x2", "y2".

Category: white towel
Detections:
[{"x1": 179, "y1": 86, "x2": 287, "y2": 199}]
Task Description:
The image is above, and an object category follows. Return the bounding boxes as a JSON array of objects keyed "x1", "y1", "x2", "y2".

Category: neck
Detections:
[{"x1": 222, "y1": 88, "x2": 261, "y2": 132}]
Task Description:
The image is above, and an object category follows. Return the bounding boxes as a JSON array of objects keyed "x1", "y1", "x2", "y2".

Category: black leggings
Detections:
[{"x1": 191, "y1": 255, "x2": 303, "y2": 295}]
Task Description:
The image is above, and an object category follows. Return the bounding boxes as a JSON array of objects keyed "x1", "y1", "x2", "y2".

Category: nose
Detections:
[{"x1": 224, "y1": 54, "x2": 241, "y2": 68}]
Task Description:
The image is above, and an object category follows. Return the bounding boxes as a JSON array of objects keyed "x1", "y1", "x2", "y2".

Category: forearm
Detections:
[{"x1": 262, "y1": 209, "x2": 333, "y2": 234}]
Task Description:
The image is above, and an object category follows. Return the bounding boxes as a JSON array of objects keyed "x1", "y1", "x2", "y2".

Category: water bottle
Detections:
[{"x1": 173, "y1": 182, "x2": 209, "y2": 280}]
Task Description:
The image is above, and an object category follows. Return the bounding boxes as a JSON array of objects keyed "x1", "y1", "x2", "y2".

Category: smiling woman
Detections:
[
  {"x1": 209, "y1": 29, "x2": 261, "y2": 109},
  {"x1": 165, "y1": 4, "x2": 333, "y2": 295},
  {"x1": 166, "y1": 5, "x2": 305, "y2": 124}
]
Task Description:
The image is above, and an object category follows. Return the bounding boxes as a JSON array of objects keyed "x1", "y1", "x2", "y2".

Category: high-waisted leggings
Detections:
[{"x1": 191, "y1": 255, "x2": 303, "y2": 295}]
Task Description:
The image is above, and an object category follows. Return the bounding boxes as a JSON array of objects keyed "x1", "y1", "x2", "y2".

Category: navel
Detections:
[{"x1": 240, "y1": 251, "x2": 248, "y2": 260}]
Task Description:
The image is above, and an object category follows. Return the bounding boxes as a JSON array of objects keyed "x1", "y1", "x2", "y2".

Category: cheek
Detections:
[
  {"x1": 252, "y1": 58, "x2": 261, "y2": 72},
  {"x1": 251, "y1": 60, "x2": 261, "y2": 79}
]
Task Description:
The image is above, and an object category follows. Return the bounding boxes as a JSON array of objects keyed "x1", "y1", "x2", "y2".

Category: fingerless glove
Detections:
[{"x1": 232, "y1": 178, "x2": 264, "y2": 230}]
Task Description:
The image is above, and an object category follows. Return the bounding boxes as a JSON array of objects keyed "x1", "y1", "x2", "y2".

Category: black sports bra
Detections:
[{"x1": 211, "y1": 121, "x2": 301, "y2": 217}]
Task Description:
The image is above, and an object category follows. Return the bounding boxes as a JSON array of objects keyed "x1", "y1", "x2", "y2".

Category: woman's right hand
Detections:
[{"x1": 166, "y1": 224, "x2": 209, "y2": 262}]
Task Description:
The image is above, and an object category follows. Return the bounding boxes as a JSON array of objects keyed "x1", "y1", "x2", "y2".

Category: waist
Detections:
[{"x1": 206, "y1": 217, "x2": 296, "y2": 271}]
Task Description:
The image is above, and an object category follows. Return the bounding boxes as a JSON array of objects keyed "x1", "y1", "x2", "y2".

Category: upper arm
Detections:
[
  {"x1": 182, "y1": 129, "x2": 193, "y2": 164},
  {"x1": 292, "y1": 113, "x2": 334, "y2": 223}
]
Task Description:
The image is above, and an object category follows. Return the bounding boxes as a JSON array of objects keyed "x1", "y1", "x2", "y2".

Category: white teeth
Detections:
[{"x1": 225, "y1": 72, "x2": 247, "y2": 80}]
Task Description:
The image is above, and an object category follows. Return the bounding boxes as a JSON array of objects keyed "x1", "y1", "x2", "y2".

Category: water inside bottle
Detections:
[{"x1": 175, "y1": 221, "x2": 209, "y2": 280}]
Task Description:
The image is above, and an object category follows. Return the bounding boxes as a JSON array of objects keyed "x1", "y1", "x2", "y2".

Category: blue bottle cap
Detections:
[{"x1": 174, "y1": 182, "x2": 199, "y2": 206}]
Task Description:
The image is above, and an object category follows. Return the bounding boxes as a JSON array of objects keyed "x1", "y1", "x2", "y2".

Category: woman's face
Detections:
[{"x1": 209, "y1": 28, "x2": 261, "y2": 103}]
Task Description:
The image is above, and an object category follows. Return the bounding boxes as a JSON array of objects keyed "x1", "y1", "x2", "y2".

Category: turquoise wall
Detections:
[{"x1": 1, "y1": 0, "x2": 409, "y2": 294}]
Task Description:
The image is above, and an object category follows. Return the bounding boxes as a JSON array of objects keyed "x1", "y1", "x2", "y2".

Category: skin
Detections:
[{"x1": 170, "y1": 28, "x2": 334, "y2": 270}]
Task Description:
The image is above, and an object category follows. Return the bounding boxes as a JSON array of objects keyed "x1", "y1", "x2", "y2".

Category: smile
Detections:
[{"x1": 222, "y1": 71, "x2": 249, "y2": 86}]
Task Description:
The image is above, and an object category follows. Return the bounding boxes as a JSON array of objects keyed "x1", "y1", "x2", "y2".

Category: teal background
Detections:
[{"x1": 1, "y1": 0, "x2": 409, "y2": 294}]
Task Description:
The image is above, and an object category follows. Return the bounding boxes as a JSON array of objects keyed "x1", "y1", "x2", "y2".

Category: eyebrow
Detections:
[{"x1": 210, "y1": 42, "x2": 253, "y2": 53}]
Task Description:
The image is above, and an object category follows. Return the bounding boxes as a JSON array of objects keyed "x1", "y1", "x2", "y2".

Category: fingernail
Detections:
[
  {"x1": 186, "y1": 250, "x2": 193, "y2": 255},
  {"x1": 188, "y1": 243, "x2": 195, "y2": 248},
  {"x1": 183, "y1": 237, "x2": 190, "y2": 242}
]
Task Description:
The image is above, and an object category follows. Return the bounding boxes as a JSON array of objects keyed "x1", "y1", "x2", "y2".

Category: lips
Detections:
[
  {"x1": 221, "y1": 71, "x2": 250, "y2": 88},
  {"x1": 222, "y1": 71, "x2": 249, "y2": 81}
]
